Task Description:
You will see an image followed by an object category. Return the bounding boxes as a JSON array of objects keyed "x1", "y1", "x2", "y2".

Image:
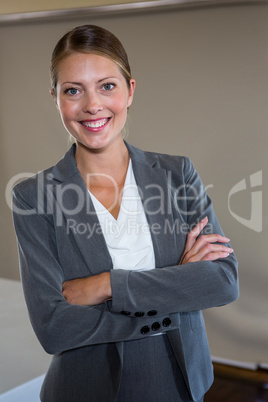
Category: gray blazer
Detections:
[{"x1": 12, "y1": 142, "x2": 238, "y2": 402}]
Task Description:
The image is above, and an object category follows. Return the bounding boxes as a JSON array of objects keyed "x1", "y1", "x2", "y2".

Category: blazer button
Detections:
[
  {"x1": 147, "y1": 310, "x2": 157, "y2": 316},
  {"x1": 151, "y1": 322, "x2": 161, "y2": 331},
  {"x1": 162, "y1": 318, "x2": 171, "y2": 327},
  {"x1": 135, "y1": 312, "x2": 145, "y2": 317},
  {"x1": 140, "y1": 325, "x2": 150, "y2": 335},
  {"x1": 121, "y1": 311, "x2": 131, "y2": 316}
]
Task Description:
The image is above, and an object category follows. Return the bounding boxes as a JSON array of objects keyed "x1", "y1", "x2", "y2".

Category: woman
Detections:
[{"x1": 12, "y1": 25, "x2": 238, "y2": 402}]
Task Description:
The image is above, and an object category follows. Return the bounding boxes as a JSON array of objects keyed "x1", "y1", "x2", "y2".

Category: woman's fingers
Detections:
[
  {"x1": 180, "y1": 217, "x2": 233, "y2": 265},
  {"x1": 62, "y1": 273, "x2": 111, "y2": 306},
  {"x1": 182, "y1": 216, "x2": 209, "y2": 256},
  {"x1": 186, "y1": 233, "x2": 230, "y2": 257},
  {"x1": 201, "y1": 251, "x2": 231, "y2": 262},
  {"x1": 187, "y1": 244, "x2": 233, "y2": 263}
]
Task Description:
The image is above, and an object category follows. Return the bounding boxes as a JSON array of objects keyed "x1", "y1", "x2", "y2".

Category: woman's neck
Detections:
[{"x1": 75, "y1": 137, "x2": 130, "y2": 188}]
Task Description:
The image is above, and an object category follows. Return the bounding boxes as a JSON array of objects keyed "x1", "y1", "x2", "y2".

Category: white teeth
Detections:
[{"x1": 82, "y1": 119, "x2": 109, "y2": 128}]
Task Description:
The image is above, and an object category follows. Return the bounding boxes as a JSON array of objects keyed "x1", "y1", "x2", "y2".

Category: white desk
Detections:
[
  {"x1": 0, "y1": 278, "x2": 50, "y2": 397},
  {"x1": 0, "y1": 376, "x2": 45, "y2": 402}
]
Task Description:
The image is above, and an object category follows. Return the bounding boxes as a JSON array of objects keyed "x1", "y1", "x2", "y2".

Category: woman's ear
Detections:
[
  {"x1": 127, "y1": 78, "x2": 136, "y2": 108},
  {"x1": 50, "y1": 89, "x2": 59, "y2": 111}
]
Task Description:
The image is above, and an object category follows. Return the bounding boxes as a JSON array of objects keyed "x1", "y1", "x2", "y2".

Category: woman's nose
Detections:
[{"x1": 83, "y1": 93, "x2": 103, "y2": 115}]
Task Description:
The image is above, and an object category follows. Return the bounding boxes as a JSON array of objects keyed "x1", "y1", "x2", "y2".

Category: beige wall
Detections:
[{"x1": 1, "y1": 2, "x2": 268, "y2": 364}]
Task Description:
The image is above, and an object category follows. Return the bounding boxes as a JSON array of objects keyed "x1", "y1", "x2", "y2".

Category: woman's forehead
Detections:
[{"x1": 56, "y1": 52, "x2": 123, "y2": 82}]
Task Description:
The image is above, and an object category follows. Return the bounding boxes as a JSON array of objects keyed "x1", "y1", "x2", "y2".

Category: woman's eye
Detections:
[
  {"x1": 102, "y1": 83, "x2": 115, "y2": 91},
  {"x1": 65, "y1": 88, "x2": 79, "y2": 95}
]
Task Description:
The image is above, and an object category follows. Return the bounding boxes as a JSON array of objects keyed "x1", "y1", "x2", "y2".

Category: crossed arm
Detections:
[
  {"x1": 12, "y1": 155, "x2": 238, "y2": 354},
  {"x1": 62, "y1": 216, "x2": 233, "y2": 306}
]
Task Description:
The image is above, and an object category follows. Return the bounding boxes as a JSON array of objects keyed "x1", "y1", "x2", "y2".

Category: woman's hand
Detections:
[
  {"x1": 180, "y1": 217, "x2": 233, "y2": 265},
  {"x1": 62, "y1": 272, "x2": 112, "y2": 306}
]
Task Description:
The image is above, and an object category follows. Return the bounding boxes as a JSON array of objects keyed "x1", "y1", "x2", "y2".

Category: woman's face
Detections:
[{"x1": 53, "y1": 52, "x2": 135, "y2": 152}]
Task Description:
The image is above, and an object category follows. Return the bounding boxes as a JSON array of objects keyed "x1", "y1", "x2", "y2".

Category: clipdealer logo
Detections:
[
  {"x1": 228, "y1": 171, "x2": 263, "y2": 233},
  {"x1": 6, "y1": 170, "x2": 263, "y2": 233}
]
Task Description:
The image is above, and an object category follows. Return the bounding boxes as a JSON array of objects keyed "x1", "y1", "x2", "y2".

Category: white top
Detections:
[{"x1": 89, "y1": 159, "x2": 155, "y2": 271}]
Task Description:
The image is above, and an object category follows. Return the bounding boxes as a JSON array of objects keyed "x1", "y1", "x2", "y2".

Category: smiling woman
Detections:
[
  {"x1": 52, "y1": 52, "x2": 135, "y2": 155},
  {"x1": 11, "y1": 24, "x2": 238, "y2": 402}
]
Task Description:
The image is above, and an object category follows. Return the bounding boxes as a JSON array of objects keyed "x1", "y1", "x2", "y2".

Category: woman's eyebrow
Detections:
[
  {"x1": 60, "y1": 77, "x2": 119, "y2": 86},
  {"x1": 60, "y1": 81, "x2": 82, "y2": 86},
  {"x1": 97, "y1": 76, "x2": 118, "y2": 83}
]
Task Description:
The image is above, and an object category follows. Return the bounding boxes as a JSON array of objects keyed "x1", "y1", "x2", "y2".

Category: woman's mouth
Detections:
[{"x1": 80, "y1": 118, "x2": 111, "y2": 131}]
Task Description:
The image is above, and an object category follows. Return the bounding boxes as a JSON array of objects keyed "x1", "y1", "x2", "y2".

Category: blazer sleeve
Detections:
[
  {"x1": 110, "y1": 156, "x2": 239, "y2": 316},
  {"x1": 12, "y1": 185, "x2": 182, "y2": 355}
]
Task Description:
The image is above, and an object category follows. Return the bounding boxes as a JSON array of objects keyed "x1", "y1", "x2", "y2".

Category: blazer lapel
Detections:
[
  {"x1": 51, "y1": 145, "x2": 113, "y2": 276},
  {"x1": 126, "y1": 143, "x2": 179, "y2": 268}
]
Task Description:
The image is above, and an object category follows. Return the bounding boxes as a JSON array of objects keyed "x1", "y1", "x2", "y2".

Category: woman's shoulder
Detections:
[
  {"x1": 12, "y1": 165, "x2": 55, "y2": 205},
  {"x1": 126, "y1": 141, "x2": 193, "y2": 172},
  {"x1": 12, "y1": 145, "x2": 77, "y2": 199}
]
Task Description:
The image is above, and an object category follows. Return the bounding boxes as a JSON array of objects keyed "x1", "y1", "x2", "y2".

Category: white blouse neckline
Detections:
[
  {"x1": 88, "y1": 159, "x2": 155, "y2": 272},
  {"x1": 89, "y1": 158, "x2": 132, "y2": 224}
]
